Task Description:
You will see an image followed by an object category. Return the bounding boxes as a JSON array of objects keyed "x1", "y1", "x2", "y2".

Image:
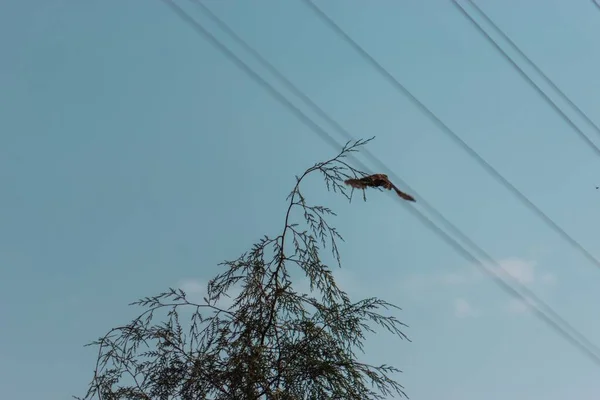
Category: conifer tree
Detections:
[{"x1": 77, "y1": 138, "x2": 409, "y2": 400}]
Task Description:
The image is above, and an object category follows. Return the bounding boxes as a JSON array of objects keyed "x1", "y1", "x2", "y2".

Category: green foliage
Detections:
[{"x1": 77, "y1": 138, "x2": 410, "y2": 400}]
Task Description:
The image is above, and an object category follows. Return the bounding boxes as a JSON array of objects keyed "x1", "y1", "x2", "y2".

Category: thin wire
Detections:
[
  {"x1": 465, "y1": 0, "x2": 600, "y2": 140},
  {"x1": 300, "y1": 0, "x2": 600, "y2": 272},
  {"x1": 452, "y1": 0, "x2": 600, "y2": 157},
  {"x1": 189, "y1": 0, "x2": 600, "y2": 362},
  {"x1": 161, "y1": 0, "x2": 600, "y2": 366},
  {"x1": 161, "y1": 0, "x2": 345, "y2": 155}
]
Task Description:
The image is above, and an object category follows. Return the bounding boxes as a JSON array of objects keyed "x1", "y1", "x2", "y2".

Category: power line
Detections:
[
  {"x1": 161, "y1": 0, "x2": 600, "y2": 366},
  {"x1": 464, "y1": 0, "x2": 600, "y2": 140},
  {"x1": 452, "y1": 0, "x2": 600, "y2": 158},
  {"x1": 188, "y1": 0, "x2": 600, "y2": 364},
  {"x1": 299, "y1": 0, "x2": 600, "y2": 273}
]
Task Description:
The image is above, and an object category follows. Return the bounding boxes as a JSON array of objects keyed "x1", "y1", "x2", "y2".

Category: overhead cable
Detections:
[{"x1": 162, "y1": 0, "x2": 600, "y2": 366}]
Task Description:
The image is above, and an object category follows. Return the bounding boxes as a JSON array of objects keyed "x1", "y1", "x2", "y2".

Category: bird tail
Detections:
[{"x1": 394, "y1": 188, "x2": 416, "y2": 202}]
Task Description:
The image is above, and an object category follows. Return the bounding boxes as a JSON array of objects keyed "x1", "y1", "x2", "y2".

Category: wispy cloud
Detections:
[
  {"x1": 453, "y1": 298, "x2": 479, "y2": 318},
  {"x1": 404, "y1": 258, "x2": 556, "y2": 290},
  {"x1": 505, "y1": 297, "x2": 533, "y2": 315},
  {"x1": 179, "y1": 279, "x2": 207, "y2": 298},
  {"x1": 401, "y1": 257, "x2": 557, "y2": 317},
  {"x1": 489, "y1": 258, "x2": 556, "y2": 316},
  {"x1": 178, "y1": 278, "x2": 241, "y2": 309},
  {"x1": 494, "y1": 258, "x2": 535, "y2": 284},
  {"x1": 179, "y1": 258, "x2": 556, "y2": 319}
]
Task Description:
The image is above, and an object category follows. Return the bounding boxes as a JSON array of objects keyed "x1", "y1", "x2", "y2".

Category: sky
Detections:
[{"x1": 2, "y1": 0, "x2": 600, "y2": 399}]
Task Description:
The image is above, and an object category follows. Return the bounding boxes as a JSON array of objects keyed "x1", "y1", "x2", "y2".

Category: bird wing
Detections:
[{"x1": 345, "y1": 174, "x2": 416, "y2": 202}]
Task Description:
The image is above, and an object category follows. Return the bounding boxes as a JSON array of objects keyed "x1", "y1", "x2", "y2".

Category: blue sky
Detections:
[{"x1": 2, "y1": 0, "x2": 600, "y2": 399}]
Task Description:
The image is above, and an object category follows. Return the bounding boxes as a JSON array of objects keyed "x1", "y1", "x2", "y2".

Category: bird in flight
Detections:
[{"x1": 344, "y1": 174, "x2": 416, "y2": 202}]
